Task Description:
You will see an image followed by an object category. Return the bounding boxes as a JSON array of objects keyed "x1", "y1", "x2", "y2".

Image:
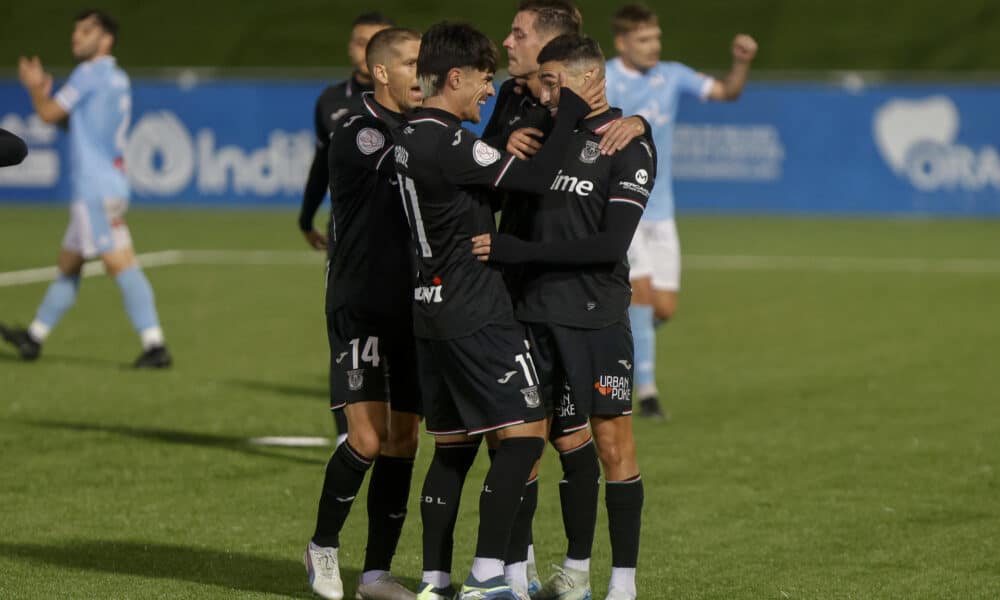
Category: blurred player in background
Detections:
[
  {"x1": 1, "y1": 10, "x2": 171, "y2": 368},
  {"x1": 0, "y1": 128, "x2": 28, "y2": 166},
  {"x1": 297, "y1": 11, "x2": 394, "y2": 442},
  {"x1": 606, "y1": 3, "x2": 758, "y2": 418},
  {"x1": 303, "y1": 28, "x2": 424, "y2": 600}
]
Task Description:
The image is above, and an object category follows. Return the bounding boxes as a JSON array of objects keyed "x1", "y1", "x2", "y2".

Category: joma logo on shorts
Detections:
[{"x1": 414, "y1": 284, "x2": 443, "y2": 304}]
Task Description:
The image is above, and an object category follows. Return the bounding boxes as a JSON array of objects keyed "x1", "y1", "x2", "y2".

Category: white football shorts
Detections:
[
  {"x1": 62, "y1": 198, "x2": 133, "y2": 259},
  {"x1": 627, "y1": 218, "x2": 681, "y2": 292}
]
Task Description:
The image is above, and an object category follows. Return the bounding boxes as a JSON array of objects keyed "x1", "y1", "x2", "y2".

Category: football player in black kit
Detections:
[
  {"x1": 303, "y1": 28, "x2": 424, "y2": 600},
  {"x1": 480, "y1": 3, "x2": 653, "y2": 598},
  {"x1": 392, "y1": 22, "x2": 601, "y2": 600},
  {"x1": 297, "y1": 11, "x2": 394, "y2": 443},
  {"x1": 472, "y1": 35, "x2": 656, "y2": 600}
]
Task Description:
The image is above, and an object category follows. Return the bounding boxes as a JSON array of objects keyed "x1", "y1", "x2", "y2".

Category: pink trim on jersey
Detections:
[
  {"x1": 375, "y1": 145, "x2": 395, "y2": 170},
  {"x1": 408, "y1": 117, "x2": 450, "y2": 127},
  {"x1": 493, "y1": 155, "x2": 517, "y2": 187},
  {"x1": 594, "y1": 118, "x2": 621, "y2": 135},
  {"x1": 361, "y1": 93, "x2": 379, "y2": 118},
  {"x1": 609, "y1": 197, "x2": 646, "y2": 211}
]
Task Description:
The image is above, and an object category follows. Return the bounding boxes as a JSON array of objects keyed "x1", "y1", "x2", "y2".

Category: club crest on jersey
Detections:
[
  {"x1": 356, "y1": 128, "x2": 385, "y2": 155},
  {"x1": 579, "y1": 140, "x2": 601, "y2": 164},
  {"x1": 473, "y1": 140, "x2": 501, "y2": 166},
  {"x1": 521, "y1": 385, "x2": 541, "y2": 408},
  {"x1": 347, "y1": 368, "x2": 364, "y2": 391}
]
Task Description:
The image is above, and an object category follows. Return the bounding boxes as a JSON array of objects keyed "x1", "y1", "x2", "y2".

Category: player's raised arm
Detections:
[
  {"x1": 0, "y1": 128, "x2": 28, "y2": 167},
  {"x1": 706, "y1": 34, "x2": 758, "y2": 101},
  {"x1": 18, "y1": 56, "x2": 68, "y2": 124}
]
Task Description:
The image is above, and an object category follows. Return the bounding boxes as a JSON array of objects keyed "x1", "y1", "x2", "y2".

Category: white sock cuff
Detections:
[
  {"x1": 28, "y1": 320, "x2": 51, "y2": 342},
  {"x1": 563, "y1": 557, "x2": 590, "y2": 573},
  {"x1": 140, "y1": 326, "x2": 165, "y2": 350}
]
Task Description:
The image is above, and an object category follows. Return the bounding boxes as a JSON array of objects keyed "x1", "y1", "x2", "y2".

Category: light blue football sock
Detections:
[
  {"x1": 115, "y1": 266, "x2": 164, "y2": 348},
  {"x1": 629, "y1": 304, "x2": 657, "y2": 399},
  {"x1": 30, "y1": 274, "x2": 81, "y2": 340}
]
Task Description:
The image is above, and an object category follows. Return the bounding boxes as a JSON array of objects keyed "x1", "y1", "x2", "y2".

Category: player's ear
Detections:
[
  {"x1": 372, "y1": 64, "x2": 389, "y2": 86},
  {"x1": 613, "y1": 35, "x2": 627, "y2": 55},
  {"x1": 447, "y1": 67, "x2": 464, "y2": 91}
]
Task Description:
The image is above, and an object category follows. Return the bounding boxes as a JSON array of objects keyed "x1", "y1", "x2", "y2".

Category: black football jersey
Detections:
[
  {"x1": 326, "y1": 93, "x2": 412, "y2": 320},
  {"x1": 299, "y1": 75, "x2": 374, "y2": 237},
  {"x1": 515, "y1": 109, "x2": 658, "y2": 329},
  {"x1": 390, "y1": 100, "x2": 590, "y2": 340}
]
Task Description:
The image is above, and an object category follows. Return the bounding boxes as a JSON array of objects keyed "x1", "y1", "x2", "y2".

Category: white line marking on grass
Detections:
[
  {"x1": 247, "y1": 436, "x2": 331, "y2": 447},
  {"x1": 3, "y1": 250, "x2": 999, "y2": 288},
  {"x1": 685, "y1": 254, "x2": 1000, "y2": 274},
  {"x1": 0, "y1": 249, "x2": 317, "y2": 288}
]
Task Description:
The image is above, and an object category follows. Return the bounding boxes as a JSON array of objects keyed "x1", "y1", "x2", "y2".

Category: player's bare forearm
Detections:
[
  {"x1": 715, "y1": 60, "x2": 751, "y2": 101},
  {"x1": 28, "y1": 89, "x2": 66, "y2": 124}
]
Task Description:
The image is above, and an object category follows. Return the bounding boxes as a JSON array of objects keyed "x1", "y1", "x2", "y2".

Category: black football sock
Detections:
[
  {"x1": 606, "y1": 475, "x2": 644, "y2": 568},
  {"x1": 312, "y1": 441, "x2": 373, "y2": 547},
  {"x1": 421, "y1": 440, "x2": 481, "y2": 572},
  {"x1": 504, "y1": 477, "x2": 538, "y2": 564},
  {"x1": 363, "y1": 455, "x2": 415, "y2": 572},
  {"x1": 333, "y1": 409, "x2": 349, "y2": 437},
  {"x1": 559, "y1": 439, "x2": 601, "y2": 561},
  {"x1": 475, "y1": 437, "x2": 545, "y2": 560}
]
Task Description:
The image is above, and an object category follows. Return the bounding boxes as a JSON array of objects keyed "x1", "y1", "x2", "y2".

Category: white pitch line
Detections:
[
  {"x1": 2, "y1": 249, "x2": 999, "y2": 289},
  {"x1": 684, "y1": 254, "x2": 1000, "y2": 274}
]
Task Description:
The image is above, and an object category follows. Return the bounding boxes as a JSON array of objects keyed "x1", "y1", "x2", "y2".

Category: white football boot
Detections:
[{"x1": 304, "y1": 541, "x2": 344, "y2": 599}]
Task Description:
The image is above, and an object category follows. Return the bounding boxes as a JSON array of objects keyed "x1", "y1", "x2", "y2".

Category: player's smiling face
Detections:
[
  {"x1": 457, "y1": 68, "x2": 496, "y2": 123},
  {"x1": 616, "y1": 24, "x2": 663, "y2": 72},
  {"x1": 385, "y1": 40, "x2": 423, "y2": 111},
  {"x1": 71, "y1": 15, "x2": 111, "y2": 61},
  {"x1": 503, "y1": 11, "x2": 547, "y2": 78}
]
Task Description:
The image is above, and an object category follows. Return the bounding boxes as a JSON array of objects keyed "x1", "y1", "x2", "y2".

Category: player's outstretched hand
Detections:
[
  {"x1": 598, "y1": 116, "x2": 646, "y2": 156},
  {"x1": 471, "y1": 233, "x2": 492, "y2": 262},
  {"x1": 732, "y1": 34, "x2": 758, "y2": 63},
  {"x1": 507, "y1": 127, "x2": 544, "y2": 160},
  {"x1": 18, "y1": 56, "x2": 51, "y2": 94},
  {"x1": 302, "y1": 229, "x2": 328, "y2": 251}
]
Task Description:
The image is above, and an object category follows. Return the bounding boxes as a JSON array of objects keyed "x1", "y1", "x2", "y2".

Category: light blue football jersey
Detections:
[
  {"x1": 605, "y1": 58, "x2": 712, "y2": 220},
  {"x1": 54, "y1": 56, "x2": 131, "y2": 203}
]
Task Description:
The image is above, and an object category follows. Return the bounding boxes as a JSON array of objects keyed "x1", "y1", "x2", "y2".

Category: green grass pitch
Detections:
[{"x1": 1, "y1": 205, "x2": 998, "y2": 599}]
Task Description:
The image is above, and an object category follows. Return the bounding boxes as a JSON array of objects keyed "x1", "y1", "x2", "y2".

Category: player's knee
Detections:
[
  {"x1": 347, "y1": 428, "x2": 382, "y2": 459},
  {"x1": 597, "y1": 442, "x2": 625, "y2": 471}
]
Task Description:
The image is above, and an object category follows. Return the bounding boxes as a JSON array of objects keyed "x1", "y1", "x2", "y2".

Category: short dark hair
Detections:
[
  {"x1": 352, "y1": 11, "x2": 395, "y2": 28},
  {"x1": 537, "y1": 34, "x2": 605, "y2": 70},
  {"x1": 417, "y1": 22, "x2": 498, "y2": 95},
  {"x1": 366, "y1": 27, "x2": 421, "y2": 74},
  {"x1": 612, "y1": 4, "x2": 658, "y2": 36},
  {"x1": 75, "y1": 9, "x2": 119, "y2": 45},
  {"x1": 517, "y1": 0, "x2": 582, "y2": 37}
]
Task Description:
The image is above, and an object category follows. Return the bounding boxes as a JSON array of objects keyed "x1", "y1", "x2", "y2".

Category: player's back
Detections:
[
  {"x1": 392, "y1": 108, "x2": 514, "y2": 340},
  {"x1": 55, "y1": 56, "x2": 131, "y2": 202},
  {"x1": 605, "y1": 58, "x2": 709, "y2": 220},
  {"x1": 516, "y1": 108, "x2": 657, "y2": 329},
  {"x1": 326, "y1": 95, "x2": 411, "y2": 321}
]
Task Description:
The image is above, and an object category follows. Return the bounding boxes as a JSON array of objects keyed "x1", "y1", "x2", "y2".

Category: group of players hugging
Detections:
[{"x1": 296, "y1": 2, "x2": 757, "y2": 600}]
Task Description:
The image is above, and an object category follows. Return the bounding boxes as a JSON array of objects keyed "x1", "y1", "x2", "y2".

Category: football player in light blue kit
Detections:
[
  {"x1": 605, "y1": 4, "x2": 756, "y2": 419},
  {"x1": 1, "y1": 9, "x2": 171, "y2": 368}
]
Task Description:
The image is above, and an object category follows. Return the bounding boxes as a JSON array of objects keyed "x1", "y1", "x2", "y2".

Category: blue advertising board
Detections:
[{"x1": 2, "y1": 76, "x2": 999, "y2": 215}]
